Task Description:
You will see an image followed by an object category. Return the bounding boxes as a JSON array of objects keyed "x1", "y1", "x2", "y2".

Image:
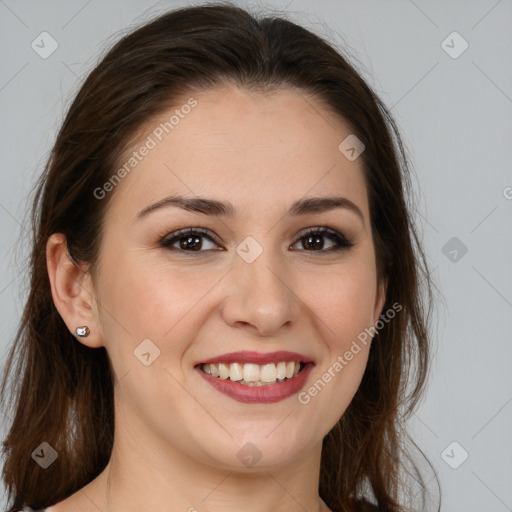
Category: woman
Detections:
[{"x1": 1, "y1": 3, "x2": 438, "y2": 511}]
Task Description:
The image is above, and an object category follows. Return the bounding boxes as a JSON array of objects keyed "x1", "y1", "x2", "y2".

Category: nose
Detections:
[{"x1": 220, "y1": 246, "x2": 301, "y2": 337}]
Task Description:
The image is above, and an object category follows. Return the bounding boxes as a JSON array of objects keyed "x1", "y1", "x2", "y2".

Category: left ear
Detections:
[{"x1": 373, "y1": 277, "x2": 388, "y2": 325}]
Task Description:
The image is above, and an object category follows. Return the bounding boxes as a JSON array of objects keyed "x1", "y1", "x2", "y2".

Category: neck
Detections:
[{"x1": 78, "y1": 414, "x2": 329, "y2": 512}]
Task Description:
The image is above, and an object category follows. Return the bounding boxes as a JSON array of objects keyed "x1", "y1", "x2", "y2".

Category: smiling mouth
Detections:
[{"x1": 198, "y1": 361, "x2": 308, "y2": 386}]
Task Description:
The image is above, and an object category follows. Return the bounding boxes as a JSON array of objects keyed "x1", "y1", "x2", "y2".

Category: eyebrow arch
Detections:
[{"x1": 136, "y1": 195, "x2": 365, "y2": 225}]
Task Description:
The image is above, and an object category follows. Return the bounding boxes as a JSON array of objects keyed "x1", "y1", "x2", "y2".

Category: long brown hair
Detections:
[{"x1": 1, "y1": 3, "x2": 439, "y2": 511}]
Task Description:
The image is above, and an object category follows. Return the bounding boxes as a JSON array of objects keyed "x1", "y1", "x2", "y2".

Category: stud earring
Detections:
[{"x1": 75, "y1": 326, "x2": 90, "y2": 337}]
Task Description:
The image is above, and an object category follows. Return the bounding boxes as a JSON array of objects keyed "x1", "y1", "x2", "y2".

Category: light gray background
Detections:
[{"x1": 1, "y1": 1, "x2": 511, "y2": 511}]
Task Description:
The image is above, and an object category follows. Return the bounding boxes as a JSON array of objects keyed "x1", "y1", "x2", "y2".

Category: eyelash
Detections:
[{"x1": 159, "y1": 226, "x2": 354, "y2": 255}]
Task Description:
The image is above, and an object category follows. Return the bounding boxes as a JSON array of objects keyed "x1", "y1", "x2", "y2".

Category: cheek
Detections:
[
  {"x1": 297, "y1": 264, "x2": 376, "y2": 427},
  {"x1": 299, "y1": 259, "x2": 378, "y2": 347},
  {"x1": 94, "y1": 249, "x2": 222, "y2": 363},
  {"x1": 294, "y1": 256, "x2": 377, "y2": 415}
]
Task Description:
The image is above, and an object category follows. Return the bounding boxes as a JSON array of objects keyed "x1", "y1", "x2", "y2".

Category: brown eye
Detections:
[
  {"x1": 160, "y1": 228, "x2": 221, "y2": 252},
  {"x1": 178, "y1": 234, "x2": 203, "y2": 251},
  {"x1": 291, "y1": 227, "x2": 354, "y2": 253},
  {"x1": 302, "y1": 234, "x2": 325, "y2": 250}
]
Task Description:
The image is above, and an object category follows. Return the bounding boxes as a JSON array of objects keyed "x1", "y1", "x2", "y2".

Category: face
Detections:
[{"x1": 86, "y1": 84, "x2": 386, "y2": 471}]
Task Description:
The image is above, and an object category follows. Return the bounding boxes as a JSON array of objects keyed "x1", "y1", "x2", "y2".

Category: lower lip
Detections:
[{"x1": 196, "y1": 364, "x2": 314, "y2": 404}]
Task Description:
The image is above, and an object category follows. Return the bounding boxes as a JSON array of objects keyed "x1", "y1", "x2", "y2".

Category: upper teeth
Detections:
[{"x1": 201, "y1": 361, "x2": 302, "y2": 383}]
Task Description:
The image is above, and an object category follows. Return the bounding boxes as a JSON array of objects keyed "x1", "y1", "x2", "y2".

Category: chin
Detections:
[{"x1": 193, "y1": 423, "x2": 318, "y2": 472}]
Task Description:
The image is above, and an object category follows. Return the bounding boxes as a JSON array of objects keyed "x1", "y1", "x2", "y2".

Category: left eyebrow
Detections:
[{"x1": 136, "y1": 194, "x2": 365, "y2": 226}]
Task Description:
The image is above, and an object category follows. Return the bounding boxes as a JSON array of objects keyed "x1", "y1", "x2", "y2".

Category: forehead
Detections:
[{"x1": 107, "y1": 84, "x2": 369, "y2": 220}]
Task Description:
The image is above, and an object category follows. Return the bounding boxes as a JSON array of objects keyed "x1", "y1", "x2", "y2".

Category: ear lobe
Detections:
[{"x1": 46, "y1": 233, "x2": 103, "y2": 348}]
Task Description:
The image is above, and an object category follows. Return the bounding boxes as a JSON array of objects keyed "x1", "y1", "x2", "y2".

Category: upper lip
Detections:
[{"x1": 196, "y1": 350, "x2": 314, "y2": 366}]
